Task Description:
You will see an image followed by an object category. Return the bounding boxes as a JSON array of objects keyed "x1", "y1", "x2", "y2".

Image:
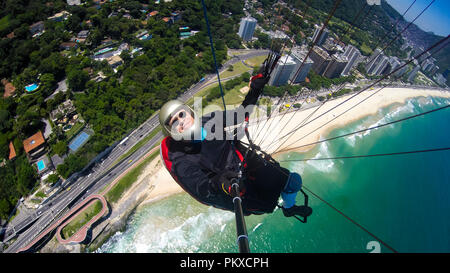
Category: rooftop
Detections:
[
  {"x1": 2, "y1": 79, "x2": 16, "y2": 98},
  {"x1": 9, "y1": 141, "x2": 16, "y2": 160},
  {"x1": 23, "y1": 131, "x2": 45, "y2": 154},
  {"x1": 107, "y1": 55, "x2": 123, "y2": 66},
  {"x1": 312, "y1": 46, "x2": 331, "y2": 60}
]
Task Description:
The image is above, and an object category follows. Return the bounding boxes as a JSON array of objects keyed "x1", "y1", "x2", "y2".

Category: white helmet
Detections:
[{"x1": 159, "y1": 100, "x2": 202, "y2": 141}]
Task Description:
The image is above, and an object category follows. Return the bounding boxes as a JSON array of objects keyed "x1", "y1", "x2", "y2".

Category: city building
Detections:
[
  {"x1": 324, "y1": 54, "x2": 348, "y2": 78},
  {"x1": 430, "y1": 65, "x2": 439, "y2": 75},
  {"x1": 309, "y1": 46, "x2": 331, "y2": 76},
  {"x1": 394, "y1": 62, "x2": 408, "y2": 77},
  {"x1": 373, "y1": 55, "x2": 390, "y2": 76},
  {"x1": 366, "y1": 49, "x2": 390, "y2": 76},
  {"x1": 238, "y1": 17, "x2": 257, "y2": 41},
  {"x1": 421, "y1": 59, "x2": 434, "y2": 72},
  {"x1": 385, "y1": 57, "x2": 407, "y2": 77},
  {"x1": 290, "y1": 47, "x2": 314, "y2": 83},
  {"x1": 341, "y1": 45, "x2": 361, "y2": 76},
  {"x1": 407, "y1": 65, "x2": 420, "y2": 82},
  {"x1": 268, "y1": 55, "x2": 298, "y2": 86},
  {"x1": 366, "y1": 48, "x2": 382, "y2": 69},
  {"x1": 312, "y1": 24, "x2": 329, "y2": 46},
  {"x1": 434, "y1": 73, "x2": 447, "y2": 86}
]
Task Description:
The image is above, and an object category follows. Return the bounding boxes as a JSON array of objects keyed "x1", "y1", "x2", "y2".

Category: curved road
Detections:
[{"x1": 2, "y1": 49, "x2": 269, "y2": 253}]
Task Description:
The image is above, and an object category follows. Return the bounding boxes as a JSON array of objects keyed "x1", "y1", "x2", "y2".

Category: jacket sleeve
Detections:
[
  {"x1": 173, "y1": 158, "x2": 233, "y2": 211},
  {"x1": 242, "y1": 71, "x2": 269, "y2": 108}
]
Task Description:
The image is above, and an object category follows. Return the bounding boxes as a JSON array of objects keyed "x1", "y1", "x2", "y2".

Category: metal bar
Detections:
[{"x1": 231, "y1": 181, "x2": 250, "y2": 253}]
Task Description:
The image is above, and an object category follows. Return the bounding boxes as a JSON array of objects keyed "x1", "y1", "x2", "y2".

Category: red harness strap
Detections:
[{"x1": 160, "y1": 137, "x2": 173, "y2": 173}]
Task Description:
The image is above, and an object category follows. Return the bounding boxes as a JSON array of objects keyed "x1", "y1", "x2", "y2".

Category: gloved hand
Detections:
[
  {"x1": 220, "y1": 170, "x2": 245, "y2": 196},
  {"x1": 250, "y1": 73, "x2": 269, "y2": 91}
]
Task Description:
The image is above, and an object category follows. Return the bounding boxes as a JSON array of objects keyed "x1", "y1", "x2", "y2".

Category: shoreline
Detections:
[
  {"x1": 136, "y1": 87, "x2": 450, "y2": 208},
  {"x1": 89, "y1": 86, "x2": 449, "y2": 252},
  {"x1": 251, "y1": 87, "x2": 450, "y2": 155}
]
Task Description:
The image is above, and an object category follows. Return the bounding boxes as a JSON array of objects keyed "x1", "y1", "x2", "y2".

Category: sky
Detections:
[{"x1": 385, "y1": 0, "x2": 450, "y2": 37}]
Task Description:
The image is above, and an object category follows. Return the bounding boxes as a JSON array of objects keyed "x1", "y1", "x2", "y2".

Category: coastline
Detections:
[
  {"x1": 136, "y1": 87, "x2": 450, "y2": 208},
  {"x1": 251, "y1": 87, "x2": 450, "y2": 155},
  {"x1": 90, "y1": 86, "x2": 449, "y2": 252}
]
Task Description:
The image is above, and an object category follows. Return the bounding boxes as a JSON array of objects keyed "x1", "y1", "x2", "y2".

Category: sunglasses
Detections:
[{"x1": 167, "y1": 109, "x2": 189, "y2": 128}]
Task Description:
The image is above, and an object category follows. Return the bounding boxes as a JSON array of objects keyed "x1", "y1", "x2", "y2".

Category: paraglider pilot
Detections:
[{"x1": 159, "y1": 69, "x2": 312, "y2": 218}]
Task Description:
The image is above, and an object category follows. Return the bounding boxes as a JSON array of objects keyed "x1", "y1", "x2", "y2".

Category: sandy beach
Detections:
[{"x1": 137, "y1": 87, "x2": 450, "y2": 206}]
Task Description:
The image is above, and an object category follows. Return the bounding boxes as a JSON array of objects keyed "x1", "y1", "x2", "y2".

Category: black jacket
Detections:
[{"x1": 161, "y1": 77, "x2": 289, "y2": 215}]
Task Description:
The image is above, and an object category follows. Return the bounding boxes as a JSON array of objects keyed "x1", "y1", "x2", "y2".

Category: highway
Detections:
[{"x1": 2, "y1": 49, "x2": 269, "y2": 253}]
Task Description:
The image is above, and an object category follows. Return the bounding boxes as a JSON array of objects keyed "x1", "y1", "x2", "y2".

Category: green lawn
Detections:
[
  {"x1": 65, "y1": 121, "x2": 85, "y2": 141},
  {"x1": 220, "y1": 61, "x2": 252, "y2": 79},
  {"x1": 105, "y1": 149, "x2": 160, "y2": 204},
  {"x1": 244, "y1": 55, "x2": 268, "y2": 68},
  {"x1": 61, "y1": 200, "x2": 103, "y2": 240},
  {"x1": 210, "y1": 82, "x2": 249, "y2": 110},
  {"x1": 0, "y1": 15, "x2": 10, "y2": 33}
]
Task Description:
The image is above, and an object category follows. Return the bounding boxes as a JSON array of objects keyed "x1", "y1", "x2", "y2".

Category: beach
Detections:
[
  {"x1": 136, "y1": 87, "x2": 450, "y2": 207},
  {"x1": 96, "y1": 86, "x2": 450, "y2": 253},
  {"x1": 250, "y1": 87, "x2": 450, "y2": 155}
]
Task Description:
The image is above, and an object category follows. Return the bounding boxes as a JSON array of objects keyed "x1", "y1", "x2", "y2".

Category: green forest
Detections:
[{"x1": 0, "y1": 0, "x2": 244, "y2": 220}]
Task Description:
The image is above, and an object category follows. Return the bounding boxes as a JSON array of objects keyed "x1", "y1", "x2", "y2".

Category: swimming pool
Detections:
[
  {"x1": 37, "y1": 160, "x2": 45, "y2": 172},
  {"x1": 139, "y1": 34, "x2": 152, "y2": 41},
  {"x1": 25, "y1": 83, "x2": 39, "y2": 92},
  {"x1": 94, "y1": 47, "x2": 113, "y2": 56}
]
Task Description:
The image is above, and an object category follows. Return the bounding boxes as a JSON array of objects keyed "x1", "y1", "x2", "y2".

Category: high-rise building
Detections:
[
  {"x1": 341, "y1": 45, "x2": 361, "y2": 76},
  {"x1": 407, "y1": 65, "x2": 420, "y2": 82},
  {"x1": 290, "y1": 48, "x2": 314, "y2": 83},
  {"x1": 430, "y1": 65, "x2": 439, "y2": 75},
  {"x1": 324, "y1": 54, "x2": 348, "y2": 78},
  {"x1": 421, "y1": 59, "x2": 434, "y2": 72},
  {"x1": 309, "y1": 46, "x2": 331, "y2": 76},
  {"x1": 373, "y1": 55, "x2": 390, "y2": 76},
  {"x1": 365, "y1": 48, "x2": 382, "y2": 74},
  {"x1": 394, "y1": 62, "x2": 408, "y2": 77},
  {"x1": 268, "y1": 55, "x2": 298, "y2": 86},
  {"x1": 434, "y1": 73, "x2": 447, "y2": 86},
  {"x1": 385, "y1": 56, "x2": 405, "y2": 77},
  {"x1": 312, "y1": 24, "x2": 329, "y2": 46},
  {"x1": 238, "y1": 17, "x2": 257, "y2": 41}
]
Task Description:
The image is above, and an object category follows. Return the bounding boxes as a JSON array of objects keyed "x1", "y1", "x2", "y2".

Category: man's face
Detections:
[{"x1": 168, "y1": 109, "x2": 194, "y2": 133}]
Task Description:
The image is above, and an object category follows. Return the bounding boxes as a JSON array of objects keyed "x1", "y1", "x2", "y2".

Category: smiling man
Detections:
[{"x1": 159, "y1": 71, "x2": 312, "y2": 218}]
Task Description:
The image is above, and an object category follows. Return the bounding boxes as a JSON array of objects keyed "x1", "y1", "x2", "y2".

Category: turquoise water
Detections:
[
  {"x1": 25, "y1": 83, "x2": 39, "y2": 92},
  {"x1": 97, "y1": 96, "x2": 450, "y2": 253},
  {"x1": 37, "y1": 160, "x2": 45, "y2": 171}
]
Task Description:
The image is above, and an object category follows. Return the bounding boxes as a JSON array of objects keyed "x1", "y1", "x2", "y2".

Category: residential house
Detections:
[
  {"x1": 2, "y1": 79, "x2": 16, "y2": 98},
  {"x1": 107, "y1": 55, "x2": 123, "y2": 69},
  {"x1": 23, "y1": 131, "x2": 47, "y2": 161},
  {"x1": 8, "y1": 141, "x2": 16, "y2": 161},
  {"x1": 29, "y1": 21, "x2": 45, "y2": 36},
  {"x1": 48, "y1": 11, "x2": 70, "y2": 22},
  {"x1": 60, "y1": 42, "x2": 78, "y2": 50}
]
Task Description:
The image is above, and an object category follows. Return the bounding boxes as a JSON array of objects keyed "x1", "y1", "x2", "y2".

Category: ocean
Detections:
[{"x1": 97, "y1": 96, "x2": 450, "y2": 253}]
